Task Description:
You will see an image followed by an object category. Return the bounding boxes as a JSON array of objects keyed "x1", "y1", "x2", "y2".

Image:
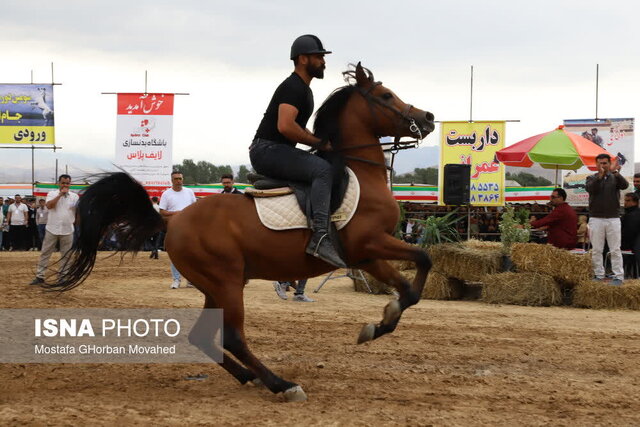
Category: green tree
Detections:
[
  {"x1": 505, "y1": 171, "x2": 552, "y2": 187},
  {"x1": 237, "y1": 165, "x2": 252, "y2": 183},
  {"x1": 394, "y1": 167, "x2": 438, "y2": 184}
]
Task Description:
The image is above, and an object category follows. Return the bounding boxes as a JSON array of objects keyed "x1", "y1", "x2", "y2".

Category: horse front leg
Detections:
[{"x1": 356, "y1": 234, "x2": 431, "y2": 343}]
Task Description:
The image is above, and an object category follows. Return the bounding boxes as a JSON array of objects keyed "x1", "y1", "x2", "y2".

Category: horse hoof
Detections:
[
  {"x1": 383, "y1": 299, "x2": 401, "y2": 324},
  {"x1": 357, "y1": 323, "x2": 376, "y2": 344},
  {"x1": 283, "y1": 385, "x2": 307, "y2": 402},
  {"x1": 251, "y1": 378, "x2": 264, "y2": 387}
]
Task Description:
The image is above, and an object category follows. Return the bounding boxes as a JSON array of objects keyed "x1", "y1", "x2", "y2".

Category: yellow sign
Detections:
[
  {"x1": 439, "y1": 121, "x2": 505, "y2": 206},
  {"x1": 0, "y1": 126, "x2": 54, "y2": 144}
]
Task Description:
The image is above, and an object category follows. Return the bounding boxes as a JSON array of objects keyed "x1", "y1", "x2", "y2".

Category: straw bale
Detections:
[
  {"x1": 481, "y1": 272, "x2": 562, "y2": 306},
  {"x1": 573, "y1": 280, "x2": 640, "y2": 310},
  {"x1": 353, "y1": 270, "x2": 416, "y2": 295},
  {"x1": 463, "y1": 239, "x2": 503, "y2": 251},
  {"x1": 510, "y1": 243, "x2": 591, "y2": 285},
  {"x1": 388, "y1": 259, "x2": 415, "y2": 271},
  {"x1": 422, "y1": 270, "x2": 464, "y2": 300},
  {"x1": 428, "y1": 243, "x2": 502, "y2": 282}
]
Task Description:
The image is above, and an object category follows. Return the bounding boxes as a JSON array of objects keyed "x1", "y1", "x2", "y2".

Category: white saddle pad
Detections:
[{"x1": 254, "y1": 168, "x2": 360, "y2": 231}]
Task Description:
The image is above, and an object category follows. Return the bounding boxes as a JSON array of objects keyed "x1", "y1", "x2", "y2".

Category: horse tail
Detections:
[{"x1": 55, "y1": 172, "x2": 164, "y2": 291}]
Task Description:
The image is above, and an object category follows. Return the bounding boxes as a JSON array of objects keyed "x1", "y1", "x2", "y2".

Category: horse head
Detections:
[{"x1": 351, "y1": 62, "x2": 435, "y2": 141}]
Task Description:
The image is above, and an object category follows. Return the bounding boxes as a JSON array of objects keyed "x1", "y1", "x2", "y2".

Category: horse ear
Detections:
[{"x1": 355, "y1": 62, "x2": 370, "y2": 88}]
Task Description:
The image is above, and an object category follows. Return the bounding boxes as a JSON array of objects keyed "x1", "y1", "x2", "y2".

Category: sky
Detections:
[{"x1": 0, "y1": 0, "x2": 639, "y2": 182}]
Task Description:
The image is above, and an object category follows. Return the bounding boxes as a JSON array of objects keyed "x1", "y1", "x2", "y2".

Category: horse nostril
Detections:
[{"x1": 425, "y1": 112, "x2": 434, "y2": 122}]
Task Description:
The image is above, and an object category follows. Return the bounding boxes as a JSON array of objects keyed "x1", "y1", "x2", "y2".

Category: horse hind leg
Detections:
[{"x1": 188, "y1": 295, "x2": 257, "y2": 385}]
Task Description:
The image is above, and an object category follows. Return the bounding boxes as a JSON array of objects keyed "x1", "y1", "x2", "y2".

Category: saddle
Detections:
[{"x1": 244, "y1": 168, "x2": 360, "y2": 231}]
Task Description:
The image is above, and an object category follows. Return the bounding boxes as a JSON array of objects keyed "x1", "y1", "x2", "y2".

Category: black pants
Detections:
[
  {"x1": 9, "y1": 225, "x2": 28, "y2": 250},
  {"x1": 250, "y1": 139, "x2": 332, "y2": 232}
]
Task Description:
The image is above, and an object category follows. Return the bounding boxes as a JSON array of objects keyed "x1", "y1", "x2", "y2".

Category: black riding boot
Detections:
[{"x1": 305, "y1": 230, "x2": 347, "y2": 268}]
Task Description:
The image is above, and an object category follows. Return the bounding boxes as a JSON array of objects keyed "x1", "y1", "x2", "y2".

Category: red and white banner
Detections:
[{"x1": 115, "y1": 93, "x2": 174, "y2": 186}]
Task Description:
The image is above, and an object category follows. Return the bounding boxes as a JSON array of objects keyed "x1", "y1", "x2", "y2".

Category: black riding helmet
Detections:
[{"x1": 290, "y1": 35, "x2": 332, "y2": 60}]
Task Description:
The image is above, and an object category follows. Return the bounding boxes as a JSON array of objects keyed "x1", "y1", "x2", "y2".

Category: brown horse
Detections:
[{"x1": 57, "y1": 63, "x2": 435, "y2": 402}]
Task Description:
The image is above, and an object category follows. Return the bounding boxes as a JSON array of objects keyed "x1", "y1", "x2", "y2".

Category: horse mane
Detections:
[
  {"x1": 313, "y1": 85, "x2": 357, "y2": 149},
  {"x1": 313, "y1": 64, "x2": 375, "y2": 148}
]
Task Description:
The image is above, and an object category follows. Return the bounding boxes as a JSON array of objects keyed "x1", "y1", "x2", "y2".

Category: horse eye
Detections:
[{"x1": 381, "y1": 93, "x2": 393, "y2": 100}]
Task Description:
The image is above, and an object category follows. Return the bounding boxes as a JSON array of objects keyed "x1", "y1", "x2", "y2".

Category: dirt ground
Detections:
[{"x1": 1, "y1": 252, "x2": 639, "y2": 426}]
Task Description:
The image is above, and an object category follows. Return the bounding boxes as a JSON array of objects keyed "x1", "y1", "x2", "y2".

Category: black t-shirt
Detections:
[{"x1": 254, "y1": 73, "x2": 313, "y2": 146}]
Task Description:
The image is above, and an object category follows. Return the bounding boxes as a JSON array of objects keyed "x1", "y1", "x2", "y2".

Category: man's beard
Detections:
[{"x1": 307, "y1": 63, "x2": 325, "y2": 79}]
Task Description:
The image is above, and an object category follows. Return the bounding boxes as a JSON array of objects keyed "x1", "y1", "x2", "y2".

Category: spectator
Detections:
[
  {"x1": 576, "y1": 215, "x2": 589, "y2": 250},
  {"x1": 27, "y1": 199, "x2": 40, "y2": 250},
  {"x1": 273, "y1": 279, "x2": 315, "y2": 302},
  {"x1": 0, "y1": 197, "x2": 3, "y2": 250},
  {"x1": 220, "y1": 174, "x2": 243, "y2": 194},
  {"x1": 7, "y1": 194, "x2": 29, "y2": 250},
  {"x1": 159, "y1": 171, "x2": 197, "y2": 289},
  {"x1": 35, "y1": 198, "x2": 48, "y2": 248},
  {"x1": 1, "y1": 198, "x2": 10, "y2": 250},
  {"x1": 29, "y1": 175, "x2": 79, "y2": 286},
  {"x1": 530, "y1": 188, "x2": 577, "y2": 249},
  {"x1": 633, "y1": 173, "x2": 640, "y2": 199},
  {"x1": 621, "y1": 192, "x2": 640, "y2": 278},
  {"x1": 149, "y1": 196, "x2": 163, "y2": 259},
  {"x1": 585, "y1": 153, "x2": 628, "y2": 285}
]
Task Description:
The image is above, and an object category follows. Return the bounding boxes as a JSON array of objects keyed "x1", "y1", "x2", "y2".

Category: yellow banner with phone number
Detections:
[{"x1": 439, "y1": 121, "x2": 505, "y2": 206}]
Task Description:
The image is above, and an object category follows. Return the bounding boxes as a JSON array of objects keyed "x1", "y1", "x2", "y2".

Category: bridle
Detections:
[{"x1": 334, "y1": 81, "x2": 426, "y2": 171}]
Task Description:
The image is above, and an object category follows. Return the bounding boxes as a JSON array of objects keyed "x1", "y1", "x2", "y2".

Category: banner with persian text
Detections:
[
  {"x1": 0, "y1": 84, "x2": 55, "y2": 145},
  {"x1": 115, "y1": 93, "x2": 174, "y2": 186},
  {"x1": 439, "y1": 121, "x2": 505, "y2": 206},
  {"x1": 562, "y1": 118, "x2": 634, "y2": 206}
]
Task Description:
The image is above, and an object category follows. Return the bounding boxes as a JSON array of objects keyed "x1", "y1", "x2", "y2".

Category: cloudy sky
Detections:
[{"x1": 1, "y1": 0, "x2": 639, "y2": 182}]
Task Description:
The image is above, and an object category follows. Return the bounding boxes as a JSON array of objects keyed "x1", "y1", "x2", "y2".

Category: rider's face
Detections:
[{"x1": 305, "y1": 54, "x2": 326, "y2": 79}]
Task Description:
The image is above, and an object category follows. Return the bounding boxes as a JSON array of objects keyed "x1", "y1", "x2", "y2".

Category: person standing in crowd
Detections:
[
  {"x1": 7, "y1": 194, "x2": 29, "y2": 251},
  {"x1": 621, "y1": 192, "x2": 640, "y2": 278},
  {"x1": 273, "y1": 279, "x2": 315, "y2": 302},
  {"x1": 586, "y1": 153, "x2": 628, "y2": 285},
  {"x1": 1, "y1": 198, "x2": 10, "y2": 250},
  {"x1": 576, "y1": 215, "x2": 589, "y2": 250},
  {"x1": 35, "y1": 198, "x2": 48, "y2": 248},
  {"x1": 149, "y1": 196, "x2": 163, "y2": 259},
  {"x1": 220, "y1": 174, "x2": 243, "y2": 194},
  {"x1": 29, "y1": 175, "x2": 79, "y2": 286},
  {"x1": 633, "y1": 173, "x2": 640, "y2": 199},
  {"x1": 159, "y1": 171, "x2": 197, "y2": 289},
  {"x1": 0, "y1": 197, "x2": 4, "y2": 250},
  {"x1": 529, "y1": 188, "x2": 577, "y2": 250},
  {"x1": 27, "y1": 199, "x2": 40, "y2": 250}
]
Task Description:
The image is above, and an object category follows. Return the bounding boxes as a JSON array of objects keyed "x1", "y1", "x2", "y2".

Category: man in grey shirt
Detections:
[{"x1": 585, "y1": 153, "x2": 628, "y2": 285}]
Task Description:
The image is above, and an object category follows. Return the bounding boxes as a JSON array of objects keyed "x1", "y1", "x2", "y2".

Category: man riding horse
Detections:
[{"x1": 249, "y1": 34, "x2": 346, "y2": 268}]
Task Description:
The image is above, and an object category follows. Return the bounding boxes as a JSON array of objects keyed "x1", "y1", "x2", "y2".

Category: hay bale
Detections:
[
  {"x1": 428, "y1": 243, "x2": 502, "y2": 281},
  {"x1": 353, "y1": 270, "x2": 416, "y2": 294},
  {"x1": 511, "y1": 243, "x2": 591, "y2": 286},
  {"x1": 388, "y1": 259, "x2": 415, "y2": 271},
  {"x1": 481, "y1": 272, "x2": 562, "y2": 306},
  {"x1": 422, "y1": 270, "x2": 464, "y2": 300},
  {"x1": 573, "y1": 280, "x2": 640, "y2": 310},
  {"x1": 463, "y1": 239, "x2": 503, "y2": 251}
]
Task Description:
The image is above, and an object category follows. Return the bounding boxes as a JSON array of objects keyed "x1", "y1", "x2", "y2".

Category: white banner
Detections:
[{"x1": 115, "y1": 93, "x2": 174, "y2": 186}]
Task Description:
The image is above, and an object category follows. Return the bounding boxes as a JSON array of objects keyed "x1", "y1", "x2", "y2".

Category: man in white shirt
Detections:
[
  {"x1": 159, "y1": 171, "x2": 197, "y2": 289},
  {"x1": 29, "y1": 175, "x2": 79, "y2": 285},
  {"x1": 7, "y1": 194, "x2": 29, "y2": 250}
]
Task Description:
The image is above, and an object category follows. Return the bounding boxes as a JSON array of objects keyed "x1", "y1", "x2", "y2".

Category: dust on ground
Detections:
[{"x1": 1, "y1": 252, "x2": 639, "y2": 426}]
